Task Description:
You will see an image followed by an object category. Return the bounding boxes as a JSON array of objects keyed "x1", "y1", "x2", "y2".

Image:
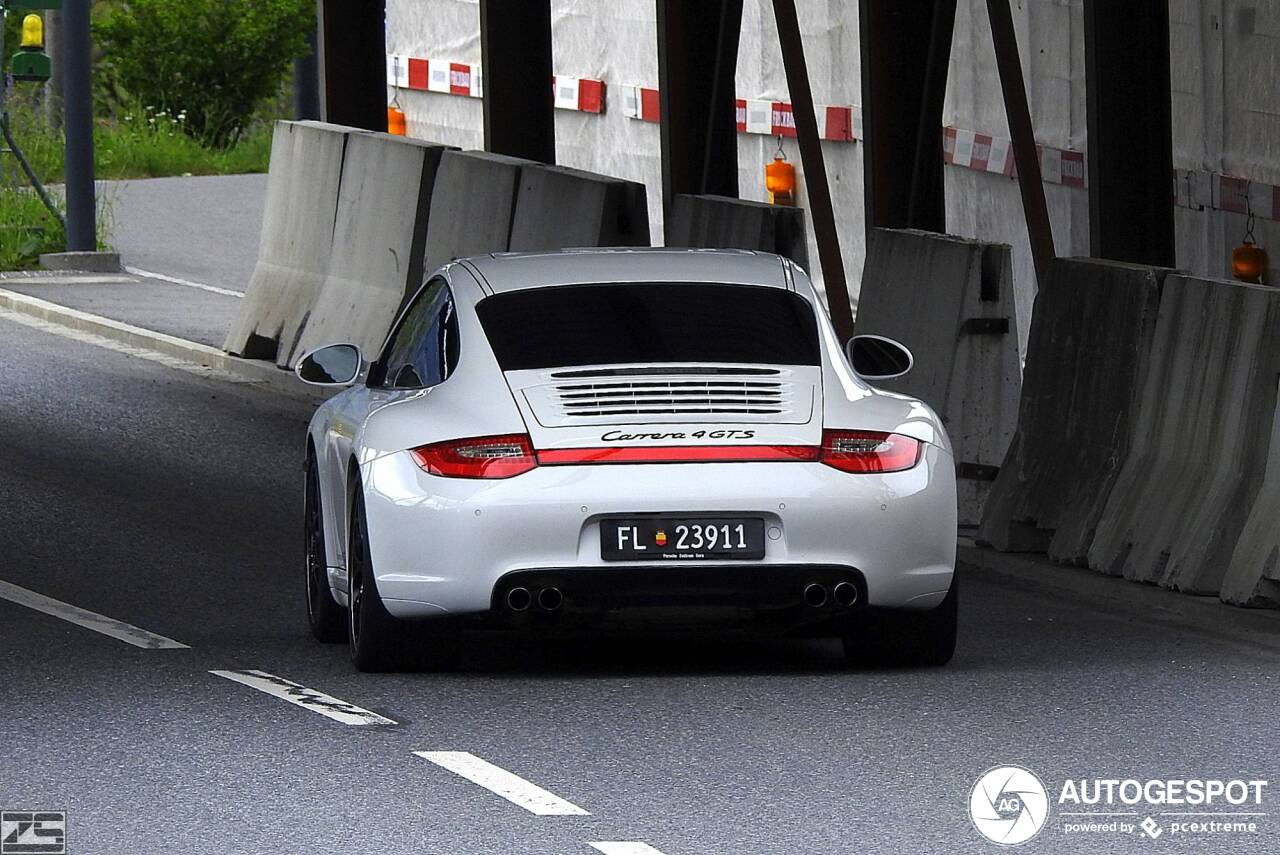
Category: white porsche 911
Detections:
[{"x1": 297, "y1": 248, "x2": 957, "y2": 671}]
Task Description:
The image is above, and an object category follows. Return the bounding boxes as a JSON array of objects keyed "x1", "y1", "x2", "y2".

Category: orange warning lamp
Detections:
[
  {"x1": 765, "y1": 136, "x2": 796, "y2": 206},
  {"x1": 1232, "y1": 207, "x2": 1267, "y2": 284},
  {"x1": 1233, "y1": 241, "x2": 1267, "y2": 283},
  {"x1": 387, "y1": 106, "x2": 407, "y2": 137}
]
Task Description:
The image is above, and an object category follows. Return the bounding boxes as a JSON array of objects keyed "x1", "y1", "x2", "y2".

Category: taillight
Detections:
[
  {"x1": 820, "y1": 430, "x2": 921, "y2": 473},
  {"x1": 410, "y1": 434, "x2": 537, "y2": 479}
]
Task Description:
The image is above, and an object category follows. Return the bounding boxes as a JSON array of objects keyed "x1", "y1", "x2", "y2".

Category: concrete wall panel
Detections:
[
  {"x1": 854, "y1": 229, "x2": 1021, "y2": 525},
  {"x1": 224, "y1": 121, "x2": 352, "y2": 361},
  {"x1": 289, "y1": 134, "x2": 452, "y2": 367}
]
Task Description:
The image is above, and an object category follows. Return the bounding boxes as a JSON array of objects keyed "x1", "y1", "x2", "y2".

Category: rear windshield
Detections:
[{"x1": 475, "y1": 282, "x2": 821, "y2": 370}]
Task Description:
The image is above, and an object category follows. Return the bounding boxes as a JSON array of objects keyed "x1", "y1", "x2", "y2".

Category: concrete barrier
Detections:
[
  {"x1": 978, "y1": 259, "x2": 1166, "y2": 560},
  {"x1": 854, "y1": 229, "x2": 1021, "y2": 525},
  {"x1": 286, "y1": 133, "x2": 452, "y2": 367},
  {"x1": 421, "y1": 150, "x2": 532, "y2": 277},
  {"x1": 1087, "y1": 275, "x2": 1280, "y2": 594},
  {"x1": 1222, "y1": 379, "x2": 1280, "y2": 607},
  {"x1": 666, "y1": 194, "x2": 809, "y2": 271},
  {"x1": 509, "y1": 164, "x2": 649, "y2": 250},
  {"x1": 224, "y1": 121, "x2": 354, "y2": 360}
]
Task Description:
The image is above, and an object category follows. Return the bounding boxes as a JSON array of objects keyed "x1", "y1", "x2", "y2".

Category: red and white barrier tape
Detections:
[
  {"x1": 386, "y1": 54, "x2": 604, "y2": 113},
  {"x1": 386, "y1": 56, "x2": 1280, "y2": 222},
  {"x1": 620, "y1": 85, "x2": 861, "y2": 143}
]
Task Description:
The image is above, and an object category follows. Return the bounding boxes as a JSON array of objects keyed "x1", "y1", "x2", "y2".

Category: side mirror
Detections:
[
  {"x1": 296, "y1": 343, "x2": 363, "y2": 386},
  {"x1": 845, "y1": 334, "x2": 913, "y2": 380}
]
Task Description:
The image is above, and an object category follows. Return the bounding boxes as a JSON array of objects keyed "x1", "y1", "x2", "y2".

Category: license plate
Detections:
[{"x1": 600, "y1": 518, "x2": 766, "y2": 561}]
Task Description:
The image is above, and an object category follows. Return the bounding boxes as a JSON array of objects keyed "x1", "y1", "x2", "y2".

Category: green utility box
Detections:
[{"x1": 10, "y1": 49, "x2": 48, "y2": 81}]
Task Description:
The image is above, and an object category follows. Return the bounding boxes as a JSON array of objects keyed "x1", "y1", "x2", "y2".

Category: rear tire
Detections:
[
  {"x1": 347, "y1": 480, "x2": 460, "y2": 672},
  {"x1": 842, "y1": 574, "x2": 958, "y2": 668},
  {"x1": 305, "y1": 455, "x2": 346, "y2": 643}
]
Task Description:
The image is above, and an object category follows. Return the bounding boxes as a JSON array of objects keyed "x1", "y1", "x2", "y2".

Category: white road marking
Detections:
[
  {"x1": 413, "y1": 751, "x2": 590, "y2": 816},
  {"x1": 126, "y1": 266, "x2": 244, "y2": 298},
  {"x1": 210, "y1": 669, "x2": 397, "y2": 726},
  {"x1": 589, "y1": 844, "x2": 670, "y2": 855},
  {"x1": 0, "y1": 579, "x2": 189, "y2": 649},
  {"x1": 0, "y1": 307, "x2": 253, "y2": 383}
]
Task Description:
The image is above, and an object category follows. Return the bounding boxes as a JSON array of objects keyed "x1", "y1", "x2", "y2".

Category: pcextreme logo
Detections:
[{"x1": 968, "y1": 766, "x2": 1269, "y2": 846}]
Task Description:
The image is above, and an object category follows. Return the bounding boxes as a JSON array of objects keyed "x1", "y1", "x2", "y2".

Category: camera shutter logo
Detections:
[
  {"x1": 969, "y1": 766, "x2": 1050, "y2": 846},
  {"x1": 1, "y1": 811, "x2": 66, "y2": 855}
]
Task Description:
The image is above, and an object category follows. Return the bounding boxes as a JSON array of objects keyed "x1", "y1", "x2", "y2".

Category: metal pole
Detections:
[
  {"x1": 44, "y1": 10, "x2": 64, "y2": 130},
  {"x1": 772, "y1": 0, "x2": 854, "y2": 343},
  {"x1": 986, "y1": 0, "x2": 1055, "y2": 283},
  {"x1": 63, "y1": 0, "x2": 95, "y2": 251}
]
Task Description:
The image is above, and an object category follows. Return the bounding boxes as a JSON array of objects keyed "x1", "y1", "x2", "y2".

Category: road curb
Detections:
[{"x1": 0, "y1": 286, "x2": 328, "y2": 403}]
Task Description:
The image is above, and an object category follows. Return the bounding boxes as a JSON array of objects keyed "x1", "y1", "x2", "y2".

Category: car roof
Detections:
[{"x1": 457, "y1": 248, "x2": 790, "y2": 295}]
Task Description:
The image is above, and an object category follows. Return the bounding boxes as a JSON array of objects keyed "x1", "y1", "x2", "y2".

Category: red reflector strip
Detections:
[{"x1": 536, "y1": 445, "x2": 820, "y2": 465}]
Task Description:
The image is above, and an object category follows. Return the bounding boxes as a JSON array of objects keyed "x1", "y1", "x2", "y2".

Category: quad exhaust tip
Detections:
[
  {"x1": 833, "y1": 581, "x2": 859, "y2": 607},
  {"x1": 538, "y1": 586, "x2": 564, "y2": 611},
  {"x1": 803, "y1": 583, "x2": 828, "y2": 607},
  {"x1": 506, "y1": 587, "x2": 532, "y2": 611}
]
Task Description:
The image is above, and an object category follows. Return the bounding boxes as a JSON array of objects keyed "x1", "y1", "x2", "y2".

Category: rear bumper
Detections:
[
  {"x1": 358, "y1": 443, "x2": 957, "y2": 620},
  {"x1": 486, "y1": 563, "x2": 866, "y2": 634}
]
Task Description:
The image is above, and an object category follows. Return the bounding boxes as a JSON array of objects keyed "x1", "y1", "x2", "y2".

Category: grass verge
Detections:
[
  {"x1": 9, "y1": 103, "x2": 274, "y2": 182},
  {"x1": 0, "y1": 101, "x2": 268, "y2": 268}
]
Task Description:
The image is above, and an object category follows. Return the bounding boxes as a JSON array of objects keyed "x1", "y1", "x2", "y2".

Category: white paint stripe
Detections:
[
  {"x1": 211, "y1": 669, "x2": 397, "y2": 726},
  {"x1": 0, "y1": 579, "x2": 189, "y2": 649},
  {"x1": 413, "y1": 751, "x2": 590, "y2": 816},
  {"x1": 589, "y1": 844, "x2": 669, "y2": 855},
  {"x1": 621, "y1": 85, "x2": 640, "y2": 119},
  {"x1": 427, "y1": 59, "x2": 451, "y2": 93},
  {"x1": 554, "y1": 76, "x2": 580, "y2": 110},
  {"x1": 0, "y1": 307, "x2": 254, "y2": 384},
  {"x1": 745, "y1": 99, "x2": 771, "y2": 134},
  {"x1": 125, "y1": 267, "x2": 243, "y2": 298}
]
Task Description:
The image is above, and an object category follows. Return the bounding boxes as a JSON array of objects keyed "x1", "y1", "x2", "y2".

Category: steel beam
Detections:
[
  {"x1": 987, "y1": 0, "x2": 1055, "y2": 282},
  {"x1": 859, "y1": 0, "x2": 955, "y2": 234},
  {"x1": 294, "y1": 27, "x2": 321, "y2": 122},
  {"x1": 1083, "y1": 0, "x2": 1175, "y2": 267},
  {"x1": 656, "y1": 0, "x2": 743, "y2": 233},
  {"x1": 480, "y1": 0, "x2": 554, "y2": 164},
  {"x1": 317, "y1": 0, "x2": 387, "y2": 131},
  {"x1": 773, "y1": 0, "x2": 854, "y2": 343}
]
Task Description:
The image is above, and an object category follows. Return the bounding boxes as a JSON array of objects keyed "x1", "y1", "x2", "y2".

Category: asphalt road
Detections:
[
  {"x1": 102, "y1": 174, "x2": 266, "y2": 292},
  {"x1": 2, "y1": 315, "x2": 1279, "y2": 855}
]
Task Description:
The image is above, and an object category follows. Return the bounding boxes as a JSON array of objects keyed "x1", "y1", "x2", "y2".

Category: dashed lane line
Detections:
[
  {"x1": 414, "y1": 751, "x2": 591, "y2": 816},
  {"x1": 126, "y1": 266, "x2": 244, "y2": 298},
  {"x1": 0, "y1": 579, "x2": 189, "y2": 649},
  {"x1": 589, "y1": 844, "x2": 670, "y2": 854},
  {"x1": 210, "y1": 669, "x2": 397, "y2": 726}
]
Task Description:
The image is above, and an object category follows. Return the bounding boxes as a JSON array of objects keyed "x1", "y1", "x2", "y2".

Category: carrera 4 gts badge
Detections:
[{"x1": 600, "y1": 429, "x2": 757, "y2": 442}]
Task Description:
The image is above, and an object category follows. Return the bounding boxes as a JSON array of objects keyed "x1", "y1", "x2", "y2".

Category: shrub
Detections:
[{"x1": 94, "y1": 0, "x2": 313, "y2": 148}]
